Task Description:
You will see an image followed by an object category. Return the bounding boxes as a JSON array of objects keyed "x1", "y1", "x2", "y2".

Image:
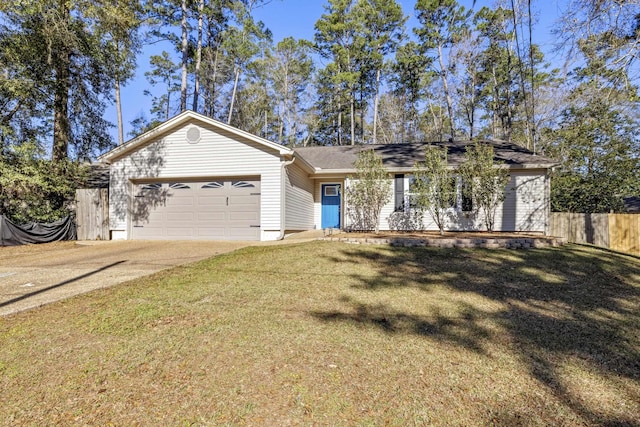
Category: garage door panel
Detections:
[
  {"x1": 198, "y1": 211, "x2": 226, "y2": 221},
  {"x1": 167, "y1": 212, "x2": 194, "y2": 222},
  {"x1": 230, "y1": 195, "x2": 259, "y2": 205},
  {"x1": 143, "y1": 212, "x2": 165, "y2": 224},
  {"x1": 166, "y1": 197, "x2": 194, "y2": 206},
  {"x1": 231, "y1": 212, "x2": 260, "y2": 221},
  {"x1": 132, "y1": 179, "x2": 261, "y2": 241},
  {"x1": 198, "y1": 195, "x2": 226, "y2": 205},
  {"x1": 167, "y1": 228, "x2": 194, "y2": 237}
]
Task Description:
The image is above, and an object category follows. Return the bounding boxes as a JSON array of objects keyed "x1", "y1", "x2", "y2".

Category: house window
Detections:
[
  {"x1": 407, "y1": 175, "x2": 423, "y2": 211},
  {"x1": 394, "y1": 175, "x2": 469, "y2": 211},
  {"x1": 202, "y1": 182, "x2": 223, "y2": 189},
  {"x1": 140, "y1": 183, "x2": 162, "y2": 191},
  {"x1": 169, "y1": 182, "x2": 190, "y2": 189},
  {"x1": 232, "y1": 181, "x2": 255, "y2": 188},
  {"x1": 324, "y1": 185, "x2": 339, "y2": 196},
  {"x1": 443, "y1": 177, "x2": 457, "y2": 208},
  {"x1": 461, "y1": 179, "x2": 473, "y2": 212},
  {"x1": 394, "y1": 174, "x2": 404, "y2": 211}
]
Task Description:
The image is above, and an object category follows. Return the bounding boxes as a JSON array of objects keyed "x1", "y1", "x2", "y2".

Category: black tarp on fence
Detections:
[{"x1": 0, "y1": 215, "x2": 76, "y2": 246}]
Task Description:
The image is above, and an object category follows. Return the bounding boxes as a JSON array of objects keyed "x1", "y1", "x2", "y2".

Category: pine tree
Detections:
[
  {"x1": 415, "y1": 0, "x2": 471, "y2": 140},
  {"x1": 354, "y1": 0, "x2": 406, "y2": 144},
  {"x1": 269, "y1": 37, "x2": 314, "y2": 145}
]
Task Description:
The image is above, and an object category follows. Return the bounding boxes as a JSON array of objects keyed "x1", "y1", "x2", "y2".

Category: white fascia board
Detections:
[
  {"x1": 309, "y1": 165, "x2": 554, "y2": 177},
  {"x1": 510, "y1": 163, "x2": 559, "y2": 170},
  {"x1": 310, "y1": 167, "x2": 413, "y2": 176}
]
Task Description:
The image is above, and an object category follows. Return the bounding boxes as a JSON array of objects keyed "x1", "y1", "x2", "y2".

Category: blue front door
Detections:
[{"x1": 321, "y1": 184, "x2": 341, "y2": 229}]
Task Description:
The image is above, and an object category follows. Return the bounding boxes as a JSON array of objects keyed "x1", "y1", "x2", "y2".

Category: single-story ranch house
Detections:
[{"x1": 98, "y1": 110, "x2": 558, "y2": 241}]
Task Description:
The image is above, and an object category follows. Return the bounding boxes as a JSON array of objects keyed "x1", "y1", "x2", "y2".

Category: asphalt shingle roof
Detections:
[
  {"x1": 294, "y1": 140, "x2": 558, "y2": 172},
  {"x1": 623, "y1": 196, "x2": 640, "y2": 213},
  {"x1": 84, "y1": 163, "x2": 110, "y2": 188}
]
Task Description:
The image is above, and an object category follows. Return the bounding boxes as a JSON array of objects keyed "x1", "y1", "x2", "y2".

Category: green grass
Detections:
[{"x1": 1, "y1": 241, "x2": 639, "y2": 426}]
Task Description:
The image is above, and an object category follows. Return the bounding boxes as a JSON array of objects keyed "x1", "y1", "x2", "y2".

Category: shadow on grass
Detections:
[
  {"x1": 314, "y1": 295, "x2": 492, "y2": 354},
  {"x1": 312, "y1": 244, "x2": 640, "y2": 426}
]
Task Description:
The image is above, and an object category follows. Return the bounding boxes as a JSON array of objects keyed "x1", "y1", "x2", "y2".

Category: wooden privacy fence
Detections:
[
  {"x1": 75, "y1": 188, "x2": 109, "y2": 240},
  {"x1": 550, "y1": 212, "x2": 640, "y2": 256}
]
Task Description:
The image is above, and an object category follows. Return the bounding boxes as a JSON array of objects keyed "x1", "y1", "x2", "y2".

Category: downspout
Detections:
[{"x1": 278, "y1": 156, "x2": 296, "y2": 240}]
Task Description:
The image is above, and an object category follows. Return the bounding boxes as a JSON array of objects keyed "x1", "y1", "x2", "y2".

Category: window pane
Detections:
[
  {"x1": 461, "y1": 179, "x2": 473, "y2": 212},
  {"x1": 394, "y1": 174, "x2": 404, "y2": 211}
]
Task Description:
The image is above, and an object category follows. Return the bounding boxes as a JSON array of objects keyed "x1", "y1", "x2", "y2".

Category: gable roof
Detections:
[
  {"x1": 294, "y1": 140, "x2": 558, "y2": 174},
  {"x1": 99, "y1": 110, "x2": 293, "y2": 163}
]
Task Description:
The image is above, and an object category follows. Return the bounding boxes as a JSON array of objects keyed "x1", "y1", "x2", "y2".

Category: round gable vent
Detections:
[{"x1": 186, "y1": 126, "x2": 201, "y2": 144}]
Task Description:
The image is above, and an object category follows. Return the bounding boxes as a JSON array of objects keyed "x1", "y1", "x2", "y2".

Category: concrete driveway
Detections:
[{"x1": 0, "y1": 240, "x2": 259, "y2": 316}]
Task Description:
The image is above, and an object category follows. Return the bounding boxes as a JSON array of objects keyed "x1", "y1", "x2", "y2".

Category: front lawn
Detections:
[{"x1": 1, "y1": 241, "x2": 639, "y2": 426}]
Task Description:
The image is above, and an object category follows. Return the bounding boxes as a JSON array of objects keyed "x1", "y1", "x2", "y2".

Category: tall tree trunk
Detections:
[
  {"x1": 437, "y1": 43, "x2": 455, "y2": 140},
  {"x1": 337, "y1": 90, "x2": 343, "y2": 145},
  {"x1": 180, "y1": 0, "x2": 188, "y2": 112},
  {"x1": 165, "y1": 87, "x2": 171, "y2": 120},
  {"x1": 505, "y1": 40, "x2": 514, "y2": 141},
  {"x1": 337, "y1": 109, "x2": 342, "y2": 146},
  {"x1": 115, "y1": 75, "x2": 124, "y2": 144},
  {"x1": 192, "y1": 0, "x2": 204, "y2": 112},
  {"x1": 350, "y1": 95, "x2": 356, "y2": 146},
  {"x1": 112, "y1": 35, "x2": 125, "y2": 146},
  {"x1": 227, "y1": 67, "x2": 240, "y2": 124},
  {"x1": 207, "y1": 47, "x2": 220, "y2": 117},
  {"x1": 491, "y1": 64, "x2": 500, "y2": 138},
  {"x1": 52, "y1": 46, "x2": 70, "y2": 162},
  {"x1": 464, "y1": 69, "x2": 477, "y2": 140},
  {"x1": 372, "y1": 68, "x2": 381, "y2": 144},
  {"x1": 429, "y1": 102, "x2": 442, "y2": 142},
  {"x1": 278, "y1": 69, "x2": 289, "y2": 144},
  {"x1": 351, "y1": 95, "x2": 356, "y2": 145},
  {"x1": 510, "y1": 0, "x2": 532, "y2": 149},
  {"x1": 528, "y1": 0, "x2": 536, "y2": 152}
]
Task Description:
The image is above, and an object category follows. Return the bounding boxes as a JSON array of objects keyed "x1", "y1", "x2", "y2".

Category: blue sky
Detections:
[{"x1": 107, "y1": 0, "x2": 567, "y2": 143}]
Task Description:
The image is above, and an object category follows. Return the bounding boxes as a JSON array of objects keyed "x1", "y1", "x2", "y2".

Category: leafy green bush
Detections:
[{"x1": 0, "y1": 143, "x2": 87, "y2": 223}]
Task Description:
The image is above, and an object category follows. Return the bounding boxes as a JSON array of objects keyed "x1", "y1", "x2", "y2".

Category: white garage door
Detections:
[{"x1": 131, "y1": 179, "x2": 261, "y2": 240}]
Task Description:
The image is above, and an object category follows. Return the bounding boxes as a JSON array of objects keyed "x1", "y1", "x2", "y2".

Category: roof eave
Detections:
[
  {"x1": 510, "y1": 163, "x2": 560, "y2": 169},
  {"x1": 291, "y1": 154, "x2": 317, "y2": 174},
  {"x1": 306, "y1": 163, "x2": 557, "y2": 177}
]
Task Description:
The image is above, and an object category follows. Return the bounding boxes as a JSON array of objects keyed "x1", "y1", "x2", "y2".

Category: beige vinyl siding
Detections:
[
  {"x1": 284, "y1": 163, "x2": 314, "y2": 230},
  {"x1": 377, "y1": 186, "x2": 397, "y2": 231},
  {"x1": 497, "y1": 170, "x2": 548, "y2": 232},
  {"x1": 109, "y1": 119, "x2": 283, "y2": 239}
]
